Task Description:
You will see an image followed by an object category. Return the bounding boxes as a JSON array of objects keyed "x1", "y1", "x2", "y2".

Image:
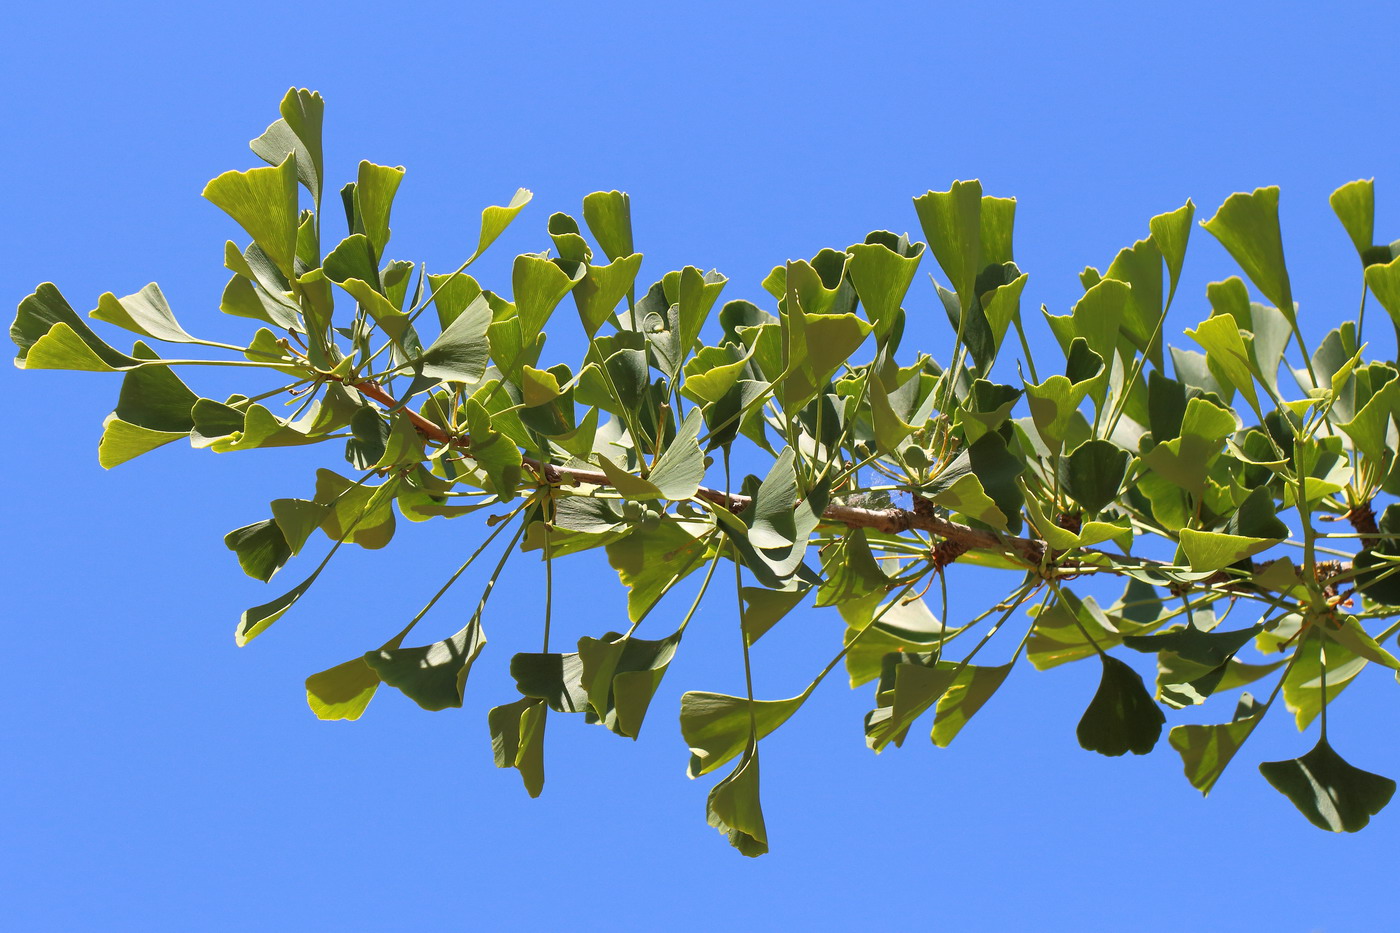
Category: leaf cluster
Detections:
[{"x1": 15, "y1": 90, "x2": 1400, "y2": 855}]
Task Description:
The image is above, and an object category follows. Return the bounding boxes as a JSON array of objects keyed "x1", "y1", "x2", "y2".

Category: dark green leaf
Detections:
[
  {"x1": 511, "y1": 651, "x2": 590, "y2": 713},
  {"x1": 1260, "y1": 737, "x2": 1395, "y2": 833},
  {"x1": 365, "y1": 620, "x2": 486, "y2": 711},
  {"x1": 1064, "y1": 439, "x2": 1129, "y2": 515},
  {"x1": 224, "y1": 519, "x2": 291, "y2": 582},
  {"x1": 1076, "y1": 654, "x2": 1165, "y2": 756}
]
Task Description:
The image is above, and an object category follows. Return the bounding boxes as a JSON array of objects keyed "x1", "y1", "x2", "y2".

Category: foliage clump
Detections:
[{"x1": 15, "y1": 90, "x2": 1400, "y2": 853}]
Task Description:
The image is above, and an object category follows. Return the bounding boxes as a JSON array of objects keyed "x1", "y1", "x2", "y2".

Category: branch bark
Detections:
[{"x1": 350, "y1": 379, "x2": 1325, "y2": 595}]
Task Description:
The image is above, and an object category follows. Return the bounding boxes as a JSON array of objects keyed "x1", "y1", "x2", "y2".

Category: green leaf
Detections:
[
  {"x1": 313, "y1": 470, "x2": 397, "y2": 549},
  {"x1": 510, "y1": 651, "x2": 590, "y2": 713},
  {"x1": 202, "y1": 154, "x2": 299, "y2": 278},
  {"x1": 1178, "y1": 530, "x2": 1277, "y2": 574},
  {"x1": 465, "y1": 399, "x2": 522, "y2": 502},
  {"x1": 1104, "y1": 237, "x2": 1164, "y2": 363},
  {"x1": 224, "y1": 519, "x2": 291, "y2": 582},
  {"x1": 606, "y1": 519, "x2": 712, "y2": 621},
  {"x1": 1281, "y1": 630, "x2": 1367, "y2": 731},
  {"x1": 982, "y1": 272, "x2": 1028, "y2": 349},
  {"x1": 575, "y1": 628, "x2": 683, "y2": 737},
  {"x1": 547, "y1": 212, "x2": 592, "y2": 262},
  {"x1": 740, "y1": 585, "x2": 809, "y2": 644},
  {"x1": 749, "y1": 447, "x2": 799, "y2": 548},
  {"x1": 1063, "y1": 278, "x2": 1128, "y2": 364},
  {"x1": 667, "y1": 265, "x2": 728, "y2": 353},
  {"x1": 372, "y1": 412, "x2": 424, "y2": 470},
  {"x1": 922, "y1": 463, "x2": 1008, "y2": 530},
  {"x1": 1365, "y1": 256, "x2": 1400, "y2": 326},
  {"x1": 1063, "y1": 439, "x2": 1129, "y2": 515},
  {"x1": 1168, "y1": 693, "x2": 1266, "y2": 795},
  {"x1": 597, "y1": 455, "x2": 663, "y2": 501},
  {"x1": 932, "y1": 663, "x2": 1012, "y2": 747},
  {"x1": 323, "y1": 234, "x2": 381, "y2": 290},
  {"x1": 1023, "y1": 348, "x2": 1104, "y2": 453},
  {"x1": 1180, "y1": 486, "x2": 1287, "y2": 572},
  {"x1": 1339, "y1": 379, "x2": 1400, "y2": 462},
  {"x1": 99, "y1": 355, "x2": 197, "y2": 466},
  {"x1": 844, "y1": 240, "x2": 924, "y2": 337},
  {"x1": 843, "y1": 601, "x2": 953, "y2": 686},
  {"x1": 573, "y1": 253, "x2": 643, "y2": 337},
  {"x1": 781, "y1": 311, "x2": 872, "y2": 408},
  {"x1": 353, "y1": 161, "x2": 405, "y2": 259},
  {"x1": 913, "y1": 180, "x2": 982, "y2": 313},
  {"x1": 865, "y1": 654, "x2": 958, "y2": 751},
  {"x1": 1149, "y1": 200, "x2": 1195, "y2": 306},
  {"x1": 965, "y1": 431, "x2": 1025, "y2": 535},
  {"x1": 1201, "y1": 187, "x2": 1294, "y2": 324},
  {"x1": 646, "y1": 408, "x2": 705, "y2": 501},
  {"x1": 1329, "y1": 179, "x2": 1375, "y2": 261},
  {"x1": 250, "y1": 88, "x2": 325, "y2": 205},
  {"x1": 338, "y1": 277, "x2": 421, "y2": 358},
  {"x1": 365, "y1": 620, "x2": 486, "y2": 711},
  {"x1": 868, "y1": 373, "x2": 919, "y2": 455},
  {"x1": 1187, "y1": 313, "x2": 1260, "y2": 413},
  {"x1": 89, "y1": 283, "x2": 200, "y2": 344},
  {"x1": 1324, "y1": 616, "x2": 1400, "y2": 670},
  {"x1": 706, "y1": 747, "x2": 768, "y2": 857},
  {"x1": 270, "y1": 498, "x2": 330, "y2": 555},
  {"x1": 98, "y1": 418, "x2": 186, "y2": 467},
  {"x1": 489, "y1": 697, "x2": 547, "y2": 798},
  {"x1": 514, "y1": 253, "x2": 584, "y2": 341},
  {"x1": 426, "y1": 272, "x2": 483, "y2": 328},
  {"x1": 581, "y1": 190, "x2": 633, "y2": 262},
  {"x1": 305, "y1": 656, "x2": 381, "y2": 721},
  {"x1": 1260, "y1": 737, "x2": 1395, "y2": 833},
  {"x1": 682, "y1": 343, "x2": 752, "y2": 405},
  {"x1": 235, "y1": 560, "x2": 330, "y2": 647},
  {"x1": 12, "y1": 283, "x2": 142, "y2": 371},
  {"x1": 418, "y1": 293, "x2": 491, "y2": 385},
  {"x1": 680, "y1": 691, "x2": 804, "y2": 778},
  {"x1": 468, "y1": 188, "x2": 533, "y2": 263},
  {"x1": 816, "y1": 528, "x2": 887, "y2": 609},
  {"x1": 1076, "y1": 654, "x2": 1165, "y2": 757}
]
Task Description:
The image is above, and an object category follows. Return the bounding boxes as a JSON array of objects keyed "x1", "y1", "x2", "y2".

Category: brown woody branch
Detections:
[{"x1": 350, "y1": 380, "x2": 1321, "y2": 595}]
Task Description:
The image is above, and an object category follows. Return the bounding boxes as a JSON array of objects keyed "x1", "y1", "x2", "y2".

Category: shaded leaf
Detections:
[
  {"x1": 1260, "y1": 737, "x2": 1395, "y2": 832},
  {"x1": 1076, "y1": 654, "x2": 1165, "y2": 756},
  {"x1": 1063, "y1": 439, "x2": 1129, "y2": 515},
  {"x1": 365, "y1": 620, "x2": 486, "y2": 711}
]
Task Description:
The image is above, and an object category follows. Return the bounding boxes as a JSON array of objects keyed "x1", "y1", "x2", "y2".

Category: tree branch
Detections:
[{"x1": 349, "y1": 379, "x2": 1327, "y2": 595}]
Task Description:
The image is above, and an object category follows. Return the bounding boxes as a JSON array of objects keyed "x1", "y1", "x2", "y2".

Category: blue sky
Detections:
[{"x1": 4, "y1": 2, "x2": 1399, "y2": 930}]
